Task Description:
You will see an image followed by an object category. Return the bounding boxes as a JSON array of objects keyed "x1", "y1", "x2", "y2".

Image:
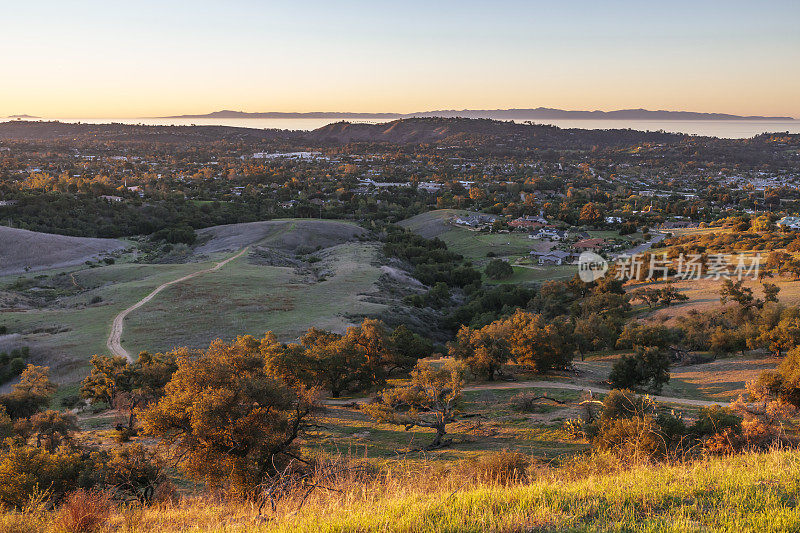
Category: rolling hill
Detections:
[{"x1": 0, "y1": 226, "x2": 126, "y2": 276}]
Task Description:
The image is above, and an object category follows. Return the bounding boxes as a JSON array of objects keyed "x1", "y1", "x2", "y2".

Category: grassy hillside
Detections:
[
  {"x1": 123, "y1": 242, "x2": 386, "y2": 352},
  {"x1": 0, "y1": 219, "x2": 390, "y2": 385},
  {"x1": 7, "y1": 449, "x2": 800, "y2": 532},
  {"x1": 0, "y1": 226, "x2": 127, "y2": 276},
  {"x1": 399, "y1": 210, "x2": 550, "y2": 262},
  {"x1": 195, "y1": 219, "x2": 365, "y2": 255}
]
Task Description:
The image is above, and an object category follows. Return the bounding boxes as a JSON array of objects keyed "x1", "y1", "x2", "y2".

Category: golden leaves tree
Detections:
[
  {"x1": 139, "y1": 336, "x2": 317, "y2": 494},
  {"x1": 364, "y1": 360, "x2": 466, "y2": 448}
]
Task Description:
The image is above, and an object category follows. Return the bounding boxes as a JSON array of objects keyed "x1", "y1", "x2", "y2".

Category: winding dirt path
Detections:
[
  {"x1": 462, "y1": 380, "x2": 724, "y2": 407},
  {"x1": 326, "y1": 380, "x2": 724, "y2": 408},
  {"x1": 106, "y1": 248, "x2": 248, "y2": 361}
]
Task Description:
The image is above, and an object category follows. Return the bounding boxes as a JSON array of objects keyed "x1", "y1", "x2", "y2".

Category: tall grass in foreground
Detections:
[{"x1": 4, "y1": 449, "x2": 800, "y2": 532}]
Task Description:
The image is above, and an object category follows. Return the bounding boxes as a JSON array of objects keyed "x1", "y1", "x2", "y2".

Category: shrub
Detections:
[
  {"x1": 60, "y1": 489, "x2": 112, "y2": 533},
  {"x1": 105, "y1": 443, "x2": 166, "y2": 504},
  {"x1": 599, "y1": 389, "x2": 655, "y2": 421},
  {"x1": 485, "y1": 259, "x2": 514, "y2": 280},
  {"x1": 591, "y1": 416, "x2": 668, "y2": 460},
  {"x1": 0, "y1": 445, "x2": 95, "y2": 508},
  {"x1": 608, "y1": 346, "x2": 670, "y2": 393},
  {"x1": 690, "y1": 405, "x2": 742, "y2": 439},
  {"x1": 60, "y1": 395, "x2": 84, "y2": 409},
  {"x1": 466, "y1": 450, "x2": 530, "y2": 484},
  {"x1": 586, "y1": 390, "x2": 684, "y2": 460}
]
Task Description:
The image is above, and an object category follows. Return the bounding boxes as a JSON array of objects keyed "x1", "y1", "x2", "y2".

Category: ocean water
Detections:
[{"x1": 10, "y1": 116, "x2": 800, "y2": 139}]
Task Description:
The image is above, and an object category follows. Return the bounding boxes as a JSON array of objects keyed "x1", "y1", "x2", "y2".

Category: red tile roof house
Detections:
[
  {"x1": 573, "y1": 238, "x2": 606, "y2": 252},
  {"x1": 508, "y1": 219, "x2": 545, "y2": 230}
]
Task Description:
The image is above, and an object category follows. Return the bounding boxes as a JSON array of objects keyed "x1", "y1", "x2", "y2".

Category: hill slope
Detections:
[
  {"x1": 194, "y1": 219, "x2": 366, "y2": 255},
  {"x1": 0, "y1": 226, "x2": 126, "y2": 275}
]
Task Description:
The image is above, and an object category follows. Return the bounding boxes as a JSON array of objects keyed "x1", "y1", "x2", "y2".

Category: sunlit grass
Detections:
[{"x1": 5, "y1": 448, "x2": 800, "y2": 532}]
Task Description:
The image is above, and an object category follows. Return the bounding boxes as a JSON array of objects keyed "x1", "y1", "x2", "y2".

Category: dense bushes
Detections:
[
  {"x1": 0, "y1": 191, "x2": 269, "y2": 238},
  {"x1": 449, "y1": 309, "x2": 575, "y2": 379},
  {"x1": 383, "y1": 228, "x2": 481, "y2": 288},
  {"x1": 0, "y1": 445, "x2": 95, "y2": 508},
  {"x1": 582, "y1": 390, "x2": 744, "y2": 460},
  {"x1": 0, "y1": 362, "x2": 167, "y2": 508},
  {"x1": 150, "y1": 224, "x2": 196, "y2": 244},
  {"x1": 446, "y1": 284, "x2": 537, "y2": 329},
  {"x1": 0, "y1": 347, "x2": 29, "y2": 385},
  {"x1": 608, "y1": 346, "x2": 671, "y2": 393},
  {"x1": 485, "y1": 259, "x2": 513, "y2": 280}
]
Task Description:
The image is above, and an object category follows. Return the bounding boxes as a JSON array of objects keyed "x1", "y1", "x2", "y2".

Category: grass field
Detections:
[
  {"x1": 629, "y1": 276, "x2": 800, "y2": 321},
  {"x1": 123, "y1": 242, "x2": 386, "y2": 353},
  {"x1": 0, "y1": 220, "x2": 391, "y2": 385},
  {"x1": 0, "y1": 261, "x2": 216, "y2": 383},
  {"x1": 574, "y1": 355, "x2": 777, "y2": 403},
  {"x1": 195, "y1": 218, "x2": 365, "y2": 255},
  {"x1": 308, "y1": 386, "x2": 585, "y2": 464},
  {"x1": 7, "y1": 449, "x2": 800, "y2": 532}
]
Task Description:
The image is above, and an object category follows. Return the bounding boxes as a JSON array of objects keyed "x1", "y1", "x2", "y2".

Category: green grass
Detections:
[
  {"x1": 0, "y1": 241, "x2": 387, "y2": 385},
  {"x1": 123, "y1": 242, "x2": 386, "y2": 353},
  {"x1": 490, "y1": 265, "x2": 577, "y2": 284},
  {"x1": 438, "y1": 229, "x2": 545, "y2": 264},
  {"x1": 0, "y1": 261, "x2": 216, "y2": 383}
]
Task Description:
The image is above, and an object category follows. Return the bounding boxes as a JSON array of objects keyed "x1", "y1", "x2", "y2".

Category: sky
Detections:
[{"x1": 2, "y1": 0, "x2": 799, "y2": 118}]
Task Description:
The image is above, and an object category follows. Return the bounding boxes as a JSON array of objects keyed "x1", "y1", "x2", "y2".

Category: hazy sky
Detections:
[{"x1": 3, "y1": 0, "x2": 799, "y2": 118}]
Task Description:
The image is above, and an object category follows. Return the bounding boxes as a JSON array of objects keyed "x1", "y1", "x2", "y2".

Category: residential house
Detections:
[
  {"x1": 777, "y1": 216, "x2": 800, "y2": 230},
  {"x1": 531, "y1": 250, "x2": 573, "y2": 265},
  {"x1": 509, "y1": 215, "x2": 549, "y2": 230},
  {"x1": 533, "y1": 228, "x2": 568, "y2": 241},
  {"x1": 573, "y1": 238, "x2": 606, "y2": 252},
  {"x1": 454, "y1": 214, "x2": 497, "y2": 228}
]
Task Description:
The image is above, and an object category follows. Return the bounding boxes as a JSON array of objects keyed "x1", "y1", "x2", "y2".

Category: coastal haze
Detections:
[{"x1": 9, "y1": 110, "x2": 800, "y2": 139}]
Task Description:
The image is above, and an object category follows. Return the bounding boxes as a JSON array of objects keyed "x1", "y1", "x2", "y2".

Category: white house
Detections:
[
  {"x1": 531, "y1": 250, "x2": 573, "y2": 265},
  {"x1": 778, "y1": 216, "x2": 800, "y2": 230},
  {"x1": 534, "y1": 228, "x2": 568, "y2": 241}
]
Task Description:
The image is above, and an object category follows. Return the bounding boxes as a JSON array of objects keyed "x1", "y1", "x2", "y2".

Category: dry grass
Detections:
[
  {"x1": 59, "y1": 489, "x2": 113, "y2": 532},
  {"x1": 0, "y1": 226, "x2": 126, "y2": 276},
  {"x1": 635, "y1": 276, "x2": 800, "y2": 321},
  {"x1": 194, "y1": 219, "x2": 365, "y2": 255},
  {"x1": 4, "y1": 448, "x2": 800, "y2": 532}
]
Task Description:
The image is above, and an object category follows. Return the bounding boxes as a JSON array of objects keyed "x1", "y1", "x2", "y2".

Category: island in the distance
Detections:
[
  {"x1": 7, "y1": 114, "x2": 40, "y2": 119},
  {"x1": 162, "y1": 107, "x2": 795, "y2": 121}
]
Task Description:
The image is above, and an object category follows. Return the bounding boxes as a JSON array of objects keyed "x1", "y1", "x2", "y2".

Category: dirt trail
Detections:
[
  {"x1": 462, "y1": 380, "x2": 724, "y2": 407},
  {"x1": 326, "y1": 380, "x2": 724, "y2": 408},
  {"x1": 106, "y1": 248, "x2": 248, "y2": 361}
]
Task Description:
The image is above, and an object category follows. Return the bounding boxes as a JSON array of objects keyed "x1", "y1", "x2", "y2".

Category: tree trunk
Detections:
[{"x1": 430, "y1": 424, "x2": 446, "y2": 447}]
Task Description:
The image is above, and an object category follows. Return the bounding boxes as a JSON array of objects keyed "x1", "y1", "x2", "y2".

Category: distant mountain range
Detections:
[
  {"x1": 162, "y1": 108, "x2": 795, "y2": 121},
  {"x1": 7, "y1": 114, "x2": 40, "y2": 119}
]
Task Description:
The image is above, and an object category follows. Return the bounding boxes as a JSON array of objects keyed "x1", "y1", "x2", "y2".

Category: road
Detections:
[
  {"x1": 614, "y1": 231, "x2": 666, "y2": 259},
  {"x1": 106, "y1": 248, "x2": 248, "y2": 361}
]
